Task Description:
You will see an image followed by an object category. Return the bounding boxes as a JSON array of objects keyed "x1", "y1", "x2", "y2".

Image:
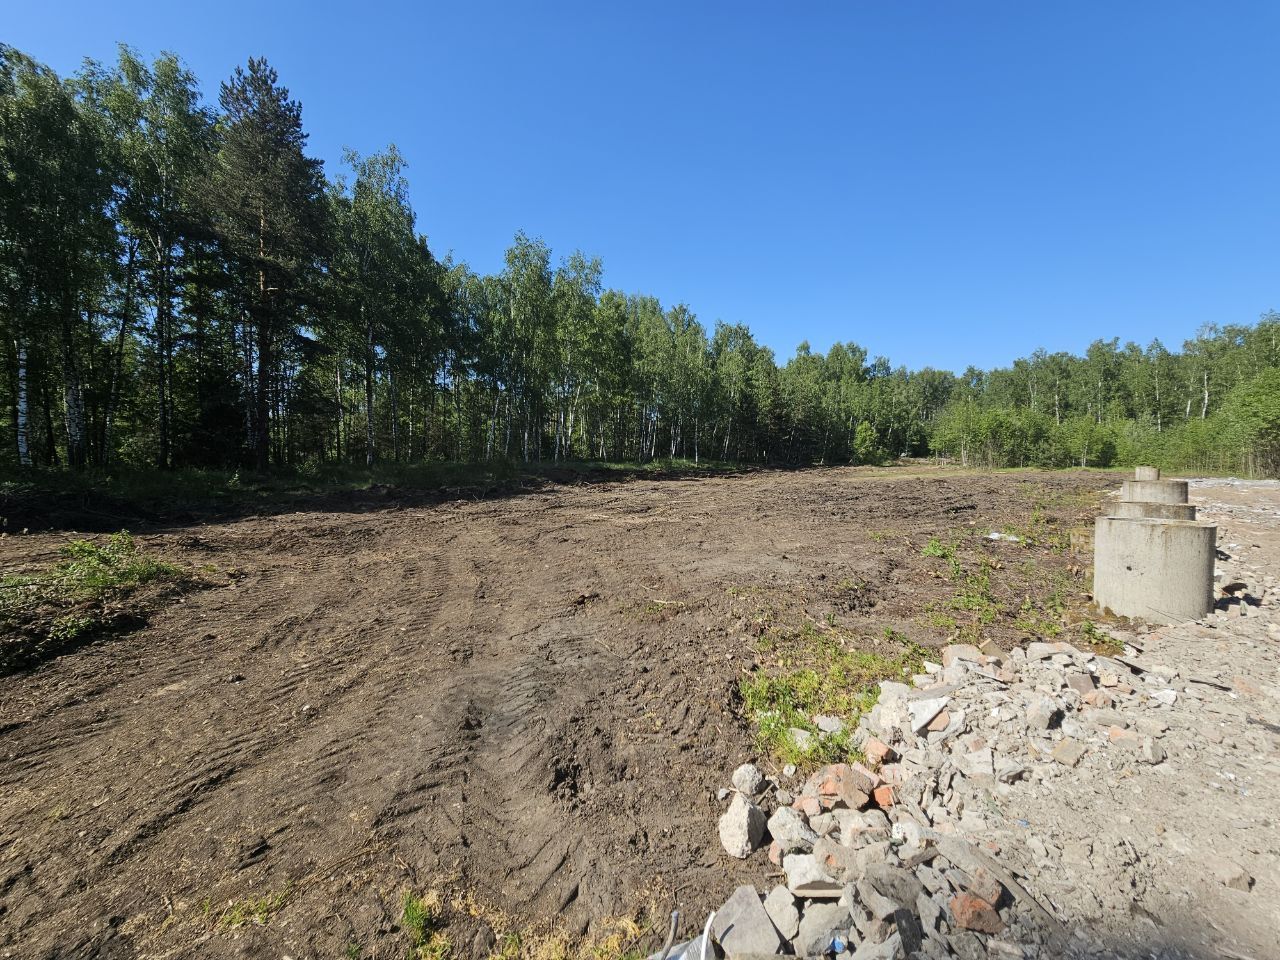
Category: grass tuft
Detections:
[
  {"x1": 741, "y1": 623, "x2": 925, "y2": 767},
  {"x1": 1, "y1": 531, "x2": 192, "y2": 671}
]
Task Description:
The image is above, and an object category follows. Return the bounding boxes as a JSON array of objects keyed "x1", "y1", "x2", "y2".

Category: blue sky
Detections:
[{"x1": 9, "y1": 2, "x2": 1278, "y2": 372}]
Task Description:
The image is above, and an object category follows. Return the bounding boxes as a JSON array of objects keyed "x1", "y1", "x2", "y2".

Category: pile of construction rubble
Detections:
[{"x1": 677, "y1": 633, "x2": 1261, "y2": 960}]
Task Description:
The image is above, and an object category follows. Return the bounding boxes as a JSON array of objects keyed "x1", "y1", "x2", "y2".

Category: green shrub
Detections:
[{"x1": 0, "y1": 531, "x2": 188, "y2": 671}]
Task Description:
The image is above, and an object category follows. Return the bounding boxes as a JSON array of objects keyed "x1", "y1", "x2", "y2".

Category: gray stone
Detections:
[
  {"x1": 795, "y1": 900, "x2": 851, "y2": 957},
  {"x1": 1065, "y1": 672, "x2": 1095, "y2": 695},
  {"x1": 908, "y1": 696, "x2": 950, "y2": 734},
  {"x1": 994, "y1": 757, "x2": 1028, "y2": 783},
  {"x1": 853, "y1": 840, "x2": 892, "y2": 873},
  {"x1": 1140, "y1": 738, "x2": 1166, "y2": 764},
  {"x1": 956, "y1": 746, "x2": 994, "y2": 778},
  {"x1": 1051, "y1": 738, "x2": 1087, "y2": 767},
  {"x1": 916, "y1": 891, "x2": 943, "y2": 932},
  {"x1": 815, "y1": 714, "x2": 846, "y2": 734},
  {"x1": 1210, "y1": 858, "x2": 1254, "y2": 891},
  {"x1": 711, "y1": 885, "x2": 785, "y2": 956},
  {"x1": 809, "y1": 811, "x2": 838, "y2": 837},
  {"x1": 916, "y1": 865, "x2": 947, "y2": 896},
  {"x1": 1086, "y1": 707, "x2": 1129, "y2": 728},
  {"x1": 851, "y1": 931, "x2": 901, "y2": 960},
  {"x1": 950, "y1": 931, "x2": 986, "y2": 960},
  {"x1": 719, "y1": 794, "x2": 766, "y2": 859},
  {"x1": 661, "y1": 935, "x2": 710, "y2": 960},
  {"x1": 768, "y1": 805, "x2": 818, "y2": 853},
  {"x1": 762, "y1": 885, "x2": 800, "y2": 941},
  {"x1": 783, "y1": 852, "x2": 843, "y2": 898},
  {"x1": 732, "y1": 763, "x2": 765, "y2": 795},
  {"x1": 855, "y1": 878, "x2": 900, "y2": 920},
  {"x1": 1026, "y1": 696, "x2": 1059, "y2": 731},
  {"x1": 879, "y1": 680, "x2": 911, "y2": 703},
  {"x1": 862, "y1": 863, "x2": 926, "y2": 910}
]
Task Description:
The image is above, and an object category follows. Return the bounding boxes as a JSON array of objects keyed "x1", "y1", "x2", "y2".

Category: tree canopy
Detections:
[{"x1": 2, "y1": 44, "x2": 1277, "y2": 476}]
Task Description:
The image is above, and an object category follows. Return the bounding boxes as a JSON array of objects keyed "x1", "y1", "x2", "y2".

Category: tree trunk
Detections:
[
  {"x1": 156, "y1": 250, "x2": 173, "y2": 469},
  {"x1": 390, "y1": 366, "x2": 400, "y2": 462},
  {"x1": 254, "y1": 210, "x2": 272, "y2": 472},
  {"x1": 103, "y1": 239, "x2": 139, "y2": 463},
  {"x1": 61, "y1": 300, "x2": 87, "y2": 469},
  {"x1": 364, "y1": 311, "x2": 376, "y2": 467},
  {"x1": 15, "y1": 339, "x2": 30, "y2": 467}
]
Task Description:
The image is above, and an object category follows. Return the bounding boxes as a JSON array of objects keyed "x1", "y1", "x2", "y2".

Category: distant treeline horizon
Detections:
[{"x1": 3, "y1": 44, "x2": 1278, "y2": 478}]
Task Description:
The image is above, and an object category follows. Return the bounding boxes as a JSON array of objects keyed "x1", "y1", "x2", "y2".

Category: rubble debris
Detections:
[
  {"x1": 732, "y1": 762, "x2": 765, "y2": 796},
  {"x1": 700, "y1": 482, "x2": 1279, "y2": 959},
  {"x1": 718, "y1": 793, "x2": 766, "y2": 859}
]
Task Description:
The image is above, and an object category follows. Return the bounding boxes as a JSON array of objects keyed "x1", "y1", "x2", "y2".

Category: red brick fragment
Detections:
[
  {"x1": 949, "y1": 893, "x2": 1005, "y2": 934},
  {"x1": 863, "y1": 737, "x2": 896, "y2": 767}
]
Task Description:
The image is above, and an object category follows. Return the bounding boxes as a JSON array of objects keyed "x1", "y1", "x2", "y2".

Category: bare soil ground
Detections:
[{"x1": 0, "y1": 466, "x2": 1116, "y2": 959}]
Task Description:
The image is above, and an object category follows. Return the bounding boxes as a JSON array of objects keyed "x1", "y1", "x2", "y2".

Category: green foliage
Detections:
[
  {"x1": 2, "y1": 39, "x2": 1278, "y2": 477},
  {"x1": 930, "y1": 324, "x2": 1280, "y2": 477},
  {"x1": 741, "y1": 624, "x2": 925, "y2": 766},
  {"x1": 402, "y1": 891, "x2": 451, "y2": 960},
  {"x1": 1, "y1": 531, "x2": 179, "y2": 615},
  {"x1": 921, "y1": 536, "x2": 962, "y2": 579},
  {"x1": 218, "y1": 888, "x2": 288, "y2": 928},
  {"x1": 0, "y1": 531, "x2": 186, "y2": 670},
  {"x1": 1080, "y1": 620, "x2": 1124, "y2": 655}
]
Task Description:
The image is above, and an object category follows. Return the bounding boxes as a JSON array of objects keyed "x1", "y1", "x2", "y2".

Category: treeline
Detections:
[
  {"x1": 2, "y1": 45, "x2": 1278, "y2": 476},
  {"x1": 933, "y1": 324, "x2": 1280, "y2": 476}
]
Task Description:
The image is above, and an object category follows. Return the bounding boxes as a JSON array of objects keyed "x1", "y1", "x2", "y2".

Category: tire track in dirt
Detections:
[{"x1": 0, "y1": 467, "x2": 1116, "y2": 959}]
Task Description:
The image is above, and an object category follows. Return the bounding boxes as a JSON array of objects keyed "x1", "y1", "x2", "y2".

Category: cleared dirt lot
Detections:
[{"x1": 0, "y1": 466, "x2": 1114, "y2": 958}]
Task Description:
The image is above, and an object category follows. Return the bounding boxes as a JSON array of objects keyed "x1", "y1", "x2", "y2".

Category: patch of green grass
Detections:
[
  {"x1": 218, "y1": 887, "x2": 288, "y2": 928},
  {"x1": 741, "y1": 623, "x2": 925, "y2": 767},
  {"x1": 1080, "y1": 620, "x2": 1124, "y2": 655},
  {"x1": 923, "y1": 606, "x2": 958, "y2": 631},
  {"x1": 921, "y1": 536, "x2": 963, "y2": 579},
  {"x1": 633, "y1": 599, "x2": 685, "y2": 621},
  {"x1": 403, "y1": 891, "x2": 452, "y2": 960},
  {"x1": 949, "y1": 561, "x2": 1000, "y2": 624},
  {"x1": 1, "y1": 531, "x2": 191, "y2": 671}
]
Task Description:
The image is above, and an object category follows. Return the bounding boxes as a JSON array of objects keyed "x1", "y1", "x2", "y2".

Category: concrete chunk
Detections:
[
  {"x1": 795, "y1": 901, "x2": 850, "y2": 957},
  {"x1": 731, "y1": 763, "x2": 765, "y2": 795},
  {"x1": 762, "y1": 885, "x2": 799, "y2": 941},
  {"x1": 719, "y1": 794, "x2": 766, "y2": 859},
  {"x1": 711, "y1": 885, "x2": 785, "y2": 956},
  {"x1": 783, "y1": 852, "x2": 843, "y2": 898},
  {"x1": 767, "y1": 805, "x2": 817, "y2": 853}
]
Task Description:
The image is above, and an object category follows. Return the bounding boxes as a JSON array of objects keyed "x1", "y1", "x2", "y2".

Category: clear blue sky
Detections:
[{"x1": 9, "y1": 2, "x2": 1278, "y2": 372}]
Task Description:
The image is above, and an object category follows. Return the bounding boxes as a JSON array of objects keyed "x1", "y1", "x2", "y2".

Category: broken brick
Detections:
[
  {"x1": 863, "y1": 737, "x2": 896, "y2": 766},
  {"x1": 949, "y1": 893, "x2": 1005, "y2": 934},
  {"x1": 967, "y1": 866, "x2": 1005, "y2": 908}
]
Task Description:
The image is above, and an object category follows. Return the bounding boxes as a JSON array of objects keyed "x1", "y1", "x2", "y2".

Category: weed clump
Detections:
[
  {"x1": 217, "y1": 887, "x2": 289, "y2": 928},
  {"x1": 741, "y1": 624, "x2": 924, "y2": 767},
  {"x1": 403, "y1": 891, "x2": 452, "y2": 960},
  {"x1": 0, "y1": 531, "x2": 190, "y2": 672}
]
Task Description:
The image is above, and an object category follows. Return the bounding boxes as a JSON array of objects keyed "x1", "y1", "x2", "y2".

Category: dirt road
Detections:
[{"x1": 0, "y1": 467, "x2": 1112, "y2": 958}]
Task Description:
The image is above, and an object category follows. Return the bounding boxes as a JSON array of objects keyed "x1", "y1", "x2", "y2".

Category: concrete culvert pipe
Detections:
[
  {"x1": 1121, "y1": 479, "x2": 1189, "y2": 504},
  {"x1": 1108, "y1": 501, "x2": 1197, "y2": 521},
  {"x1": 1093, "y1": 517, "x2": 1216, "y2": 624},
  {"x1": 1134, "y1": 466, "x2": 1161, "y2": 481}
]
